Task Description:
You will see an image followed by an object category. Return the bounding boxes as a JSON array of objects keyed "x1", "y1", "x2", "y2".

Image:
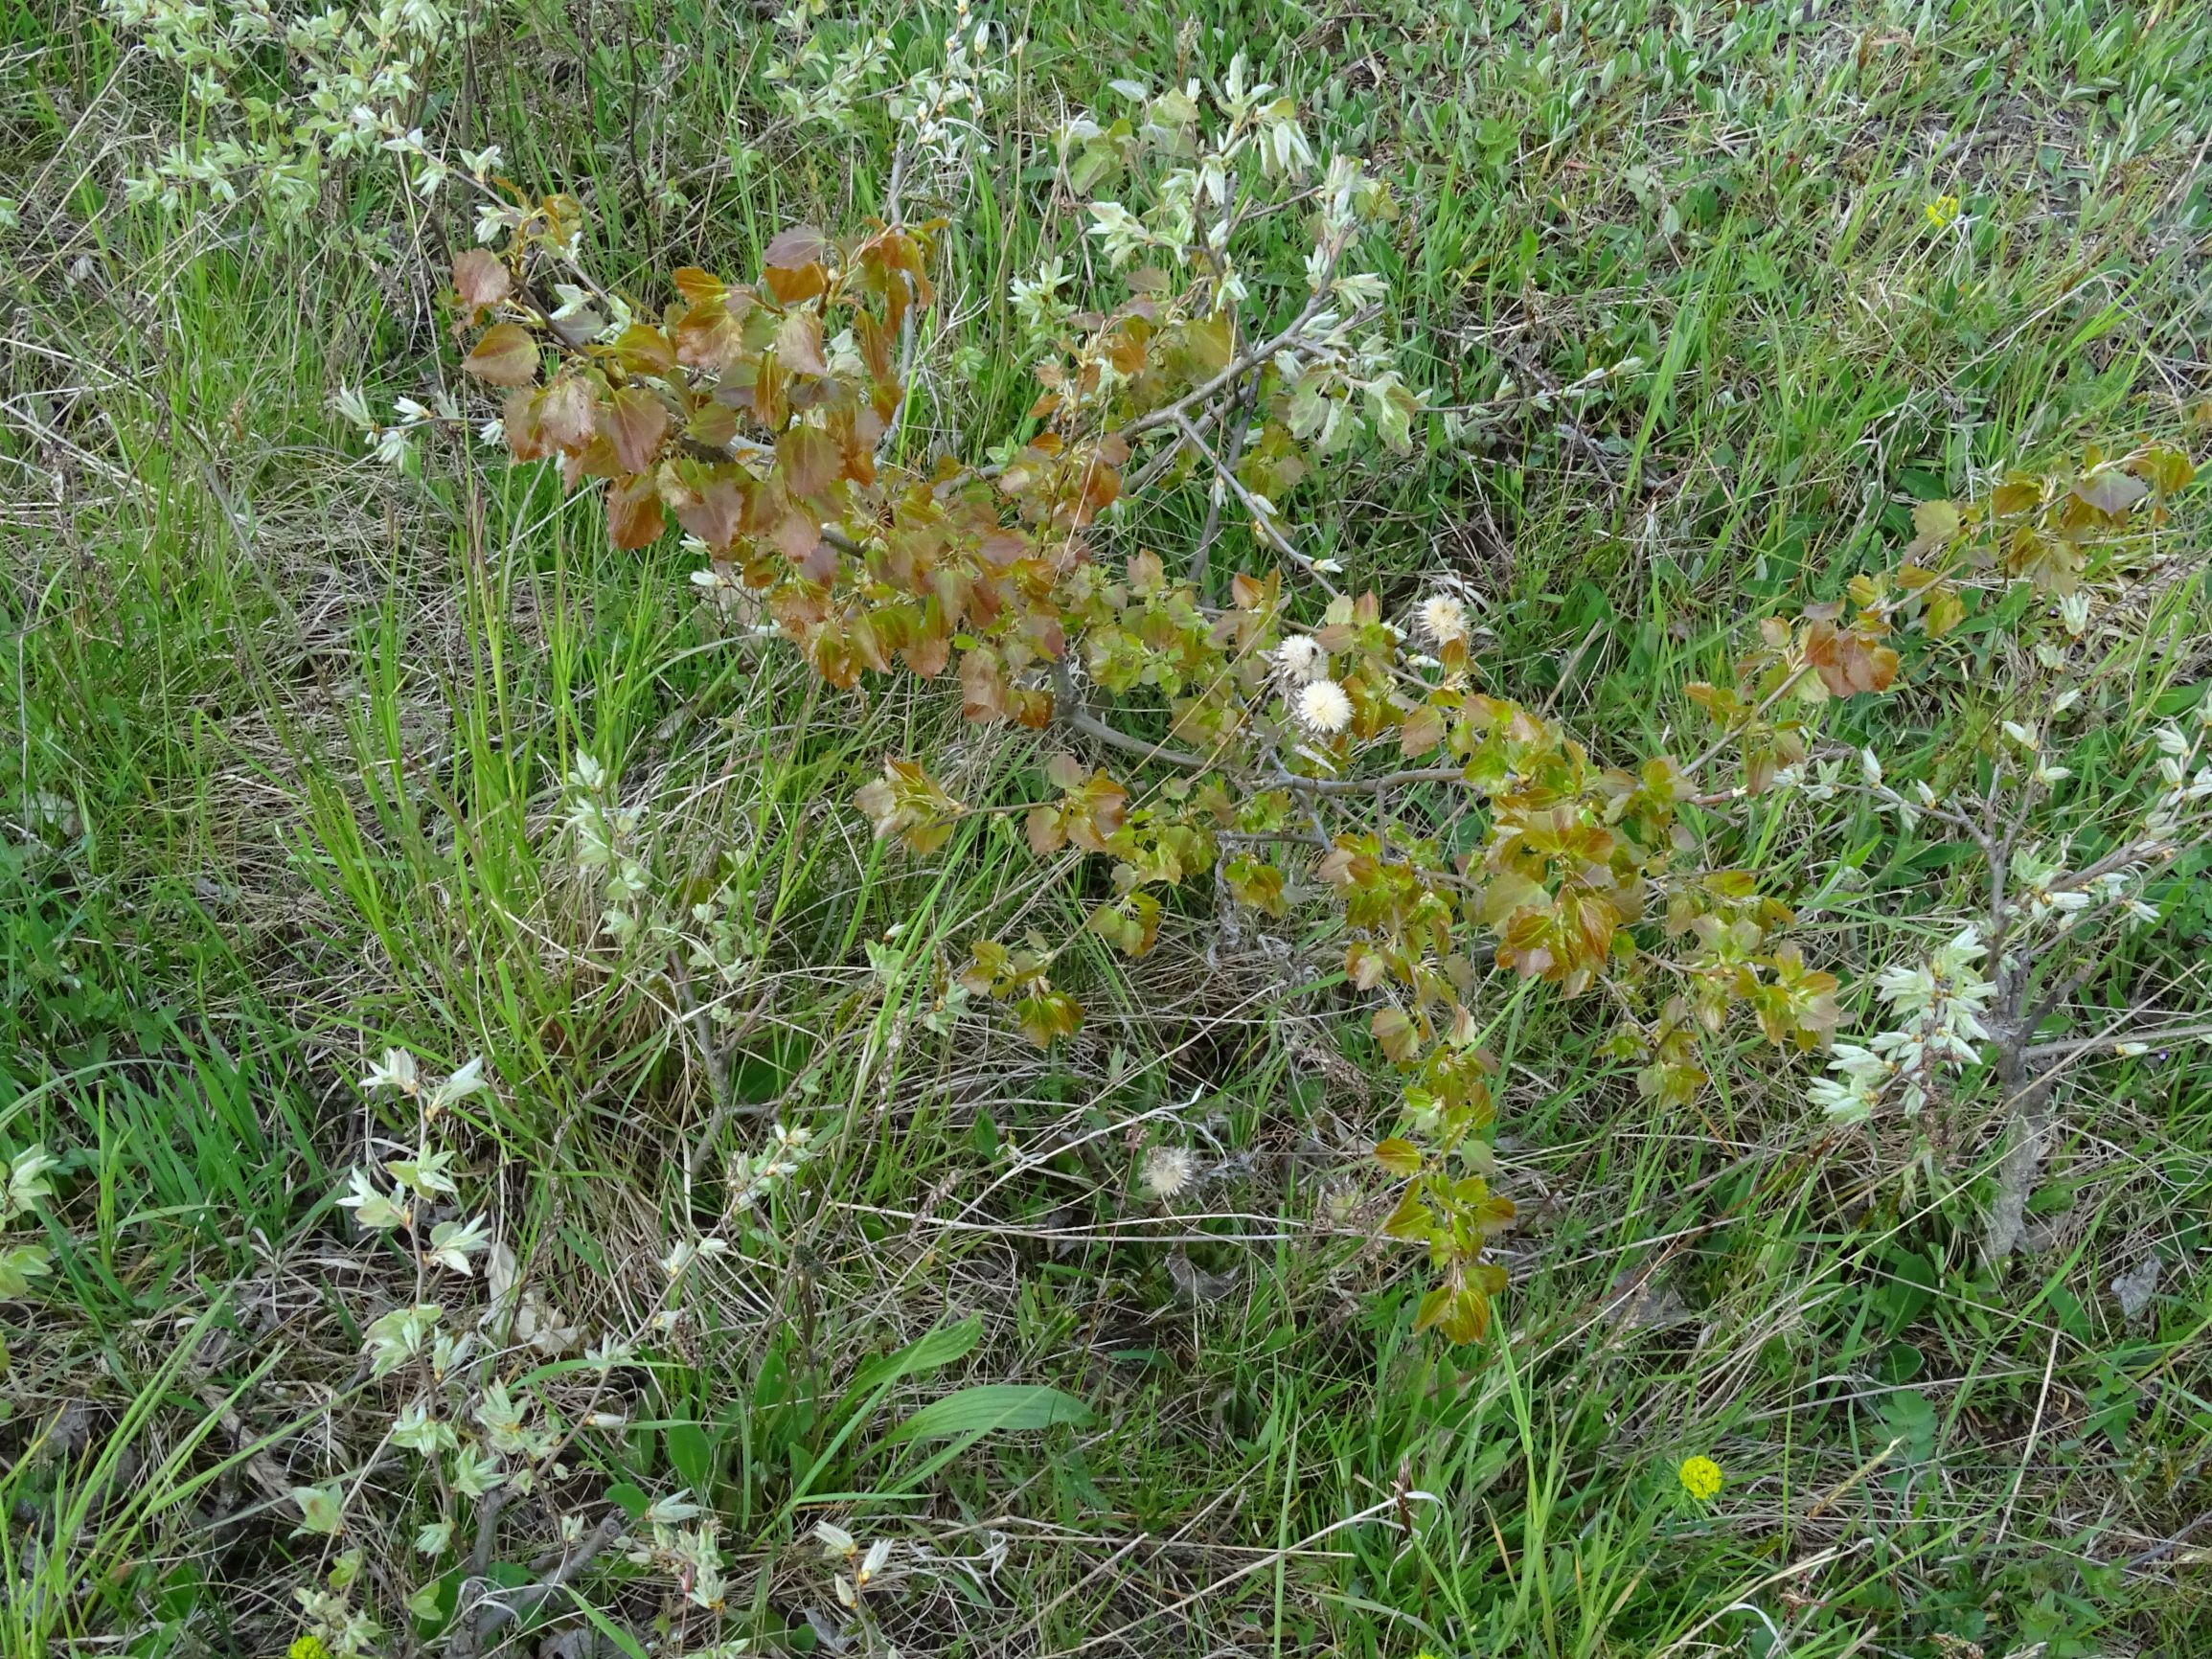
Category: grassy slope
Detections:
[{"x1": 3, "y1": 0, "x2": 2211, "y2": 1655}]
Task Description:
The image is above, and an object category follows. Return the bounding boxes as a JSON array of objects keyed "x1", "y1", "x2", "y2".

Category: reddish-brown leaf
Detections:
[
  {"x1": 1063, "y1": 771, "x2": 1128, "y2": 854},
  {"x1": 463, "y1": 323, "x2": 540, "y2": 388},
  {"x1": 854, "y1": 309, "x2": 894, "y2": 381},
  {"x1": 601, "y1": 386, "x2": 672, "y2": 473},
  {"x1": 901, "y1": 610, "x2": 951, "y2": 678},
  {"x1": 605, "y1": 472, "x2": 664, "y2": 550},
  {"x1": 1026, "y1": 805, "x2": 1067, "y2": 856},
  {"x1": 536, "y1": 375, "x2": 598, "y2": 452},
  {"x1": 673, "y1": 301, "x2": 749, "y2": 375},
  {"x1": 504, "y1": 387, "x2": 548, "y2": 460},
  {"x1": 662, "y1": 464, "x2": 750, "y2": 550},
  {"x1": 775, "y1": 308, "x2": 829, "y2": 377},
  {"x1": 452, "y1": 249, "x2": 511, "y2": 317},
  {"x1": 959, "y1": 648, "x2": 1007, "y2": 722},
  {"x1": 763, "y1": 225, "x2": 831, "y2": 269},
  {"x1": 777, "y1": 423, "x2": 841, "y2": 502},
  {"x1": 1372, "y1": 1006, "x2": 1420, "y2": 1064},
  {"x1": 763, "y1": 261, "x2": 829, "y2": 307},
  {"x1": 1804, "y1": 619, "x2": 1898, "y2": 697},
  {"x1": 768, "y1": 498, "x2": 823, "y2": 566},
  {"x1": 1400, "y1": 704, "x2": 1445, "y2": 758}
]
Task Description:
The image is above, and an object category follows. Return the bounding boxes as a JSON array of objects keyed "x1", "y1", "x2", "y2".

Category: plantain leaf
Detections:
[
  {"x1": 845, "y1": 1314, "x2": 983, "y2": 1403},
  {"x1": 883, "y1": 1383, "x2": 1093, "y2": 1443}
]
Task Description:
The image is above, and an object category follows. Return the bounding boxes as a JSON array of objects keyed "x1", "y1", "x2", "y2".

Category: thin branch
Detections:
[
  {"x1": 1189, "y1": 369, "x2": 1262, "y2": 597},
  {"x1": 1680, "y1": 664, "x2": 1815, "y2": 783},
  {"x1": 1272, "y1": 765, "x2": 1468, "y2": 798},
  {"x1": 1122, "y1": 297, "x2": 1382, "y2": 443},
  {"x1": 2021, "y1": 1018, "x2": 2212, "y2": 1061},
  {"x1": 1049, "y1": 660, "x2": 1211, "y2": 770},
  {"x1": 1174, "y1": 412, "x2": 1342, "y2": 597},
  {"x1": 669, "y1": 954, "x2": 732, "y2": 1114},
  {"x1": 455, "y1": 1511, "x2": 628, "y2": 1658}
]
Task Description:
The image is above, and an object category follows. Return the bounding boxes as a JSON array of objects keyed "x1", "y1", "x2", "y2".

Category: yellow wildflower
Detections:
[
  {"x1": 1677, "y1": 1455, "x2": 1722, "y2": 1501},
  {"x1": 1924, "y1": 194, "x2": 1961, "y2": 229},
  {"x1": 288, "y1": 1637, "x2": 331, "y2": 1659}
]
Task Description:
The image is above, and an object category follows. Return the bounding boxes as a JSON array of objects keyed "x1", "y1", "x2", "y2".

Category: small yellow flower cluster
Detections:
[
  {"x1": 1924, "y1": 193, "x2": 1962, "y2": 228},
  {"x1": 1676, "y1": 1455, "x2": 1723, "y2": 1501},
  {"x1": 288, "y1": 1636, "x2": 332, "y2": 1659}
]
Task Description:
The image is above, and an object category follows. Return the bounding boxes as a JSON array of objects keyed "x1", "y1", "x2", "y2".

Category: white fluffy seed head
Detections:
[
  {"x1": 1141, "y1": 1145, "x2": 1197, "y2": 1198},
  {"x1": 1275, "y1": 634, "x2": 1328, "y2": 684},
  {"x1": 1295, "y1": 678, "x2": 1354, "y2": 735},
  {"x1": 1418, "y1": 594, "x2": 1469, "y2": 646}
]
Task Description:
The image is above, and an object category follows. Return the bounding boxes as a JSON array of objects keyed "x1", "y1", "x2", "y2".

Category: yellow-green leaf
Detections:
[{"x1": 1374, "y1": 1137, "x2": 1423, "y2": 1177}]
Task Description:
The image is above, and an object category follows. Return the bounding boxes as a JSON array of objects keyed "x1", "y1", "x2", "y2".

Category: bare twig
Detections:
[
  {"x1": 453, "y1": 1510, "x2": 628, "y2": 1659},
  {"x1": 1189, "y1": 368, "x2": 1262, "y2": 597},
  {"x1": 1049, "y1": 660, "x2": 1211, "y2": 770},
  {"x1": 2021, "y1": 1018, "x2": 2212, "y2": 1062},
  {"x1": 1173, "y1": 412, "x2": 1343, "y2": 598},
  {"x1": 1271, "y1": 764, "x2": 1468, "y2": 799},
  {"x1": 1122, "y1": 297, "x2": 1382, "y2": 443}
]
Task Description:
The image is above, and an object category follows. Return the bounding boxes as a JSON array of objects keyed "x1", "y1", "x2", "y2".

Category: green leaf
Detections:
[
  {"x1": 566, "y1": 1590, "x2": 651, "y2": 1659},
  {"x1": 0, "y1": 1243, "x2": 50, "y2": 1298},
  {"x1": 605, "y1": 1482, "x2": 650, "y2": 1520},
  {"x1": 666, "y1": 1420, "x2": 713, "y2": 1491},
  {"x1": 1907, "y1": 498, "x2": 1960, "y2": 552},
  {"x1": 1373, "y1": 1138, "x2": 1423, "y2": 1177},
  {"x1": 291, "y1": 1482, "x2": 345, "y2": 1535},
  {"x1": 883, "y1": 1383, "x2": 1094, "y2": 1443},
  {"x1": 845, "y1": 1314, "x2": 983, "y2": 1403},
  {"x1": 1878, "y1": 1388, "x2": 1938, "y2": 1465}
]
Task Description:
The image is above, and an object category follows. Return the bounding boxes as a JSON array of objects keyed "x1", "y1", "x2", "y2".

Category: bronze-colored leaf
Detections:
[
  {"x1": 686, "y1": 400, "x2": 739, "y2": 452},
  {"x1": 452, "y1": 249, "x2": 510, "y2": 317},
  {"x1": 674, "y1": 301, "x2": 749, "y2": 375},
  {"x1": 1400, "y1": 704, "x2": 1445, "y2": 758},
  {"x1": 763, "y1": 261, "x2": 829, "y2": 307},
  {"x1": 536, "y1": 375, "x2": 598, "y2": 451},
  {"x1": 1413, "y1": 1284, "x2": 1452, "y2": 1333},
  {"x1": 661, "y1": 463, "x2": 749, "y2": 550},
  {"x1": 1015, "y1": 989, "x2": 1083, "y2": 1049},
  {"x1": 959, "y1": 648, "x2": 1007, "y2": 722},
  {"x1": 463, "y1": 323, "x2": 540, "y2": 388},
  {"x1": 1027, "y1": 805, "x2": 1067, "y2": 856},
  {"x1": 605, "y1": 472, "x2": 664, "y2": 550},
  {"x1": 763, "y1": 225, "x2": 831, "y2": 269},
  {"x1": 1382, "y1": 1190, "x2": 1432, "y2": 1241},
  {"x1": 1372, "y1": 1006, "x2": 1420, "y2": 1064},
  {"x1": 775, "y1": 308, "x2": 829, "y2": 377},
  {"x1": 601, "y1": 386, "x2": 671, "y2": 473},
  {"x1": 672, "y1": 266, "x2": 727, "y2": 305},
  {"x1": 611, "y1": 324, "x2": 676, "y2": 377},
  {"x1": 777, "y1": 423, "x2": 841, "y2": 501},
  {"x1": 1438, "y1": 1284, "x2": 1491, "y2": 1344}
]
